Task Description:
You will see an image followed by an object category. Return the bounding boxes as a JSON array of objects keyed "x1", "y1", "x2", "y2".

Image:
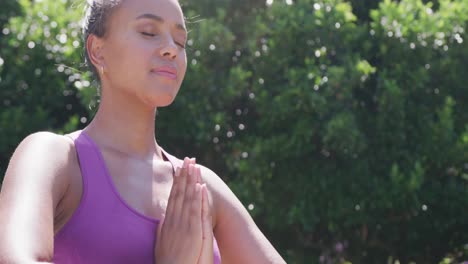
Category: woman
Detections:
[{"x1": 0, "y1": 0, "x2": 286, "y2": 263}]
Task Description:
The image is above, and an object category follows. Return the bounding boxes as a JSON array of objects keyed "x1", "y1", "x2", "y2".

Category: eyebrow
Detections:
[{"x1": 136, "y1": 13, "x2": 187, "y2": 33}]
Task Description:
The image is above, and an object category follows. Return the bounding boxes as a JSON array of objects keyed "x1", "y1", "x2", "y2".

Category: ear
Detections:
[{"x1": 86, "y1": 34, "x2": 106, "y2": 70}]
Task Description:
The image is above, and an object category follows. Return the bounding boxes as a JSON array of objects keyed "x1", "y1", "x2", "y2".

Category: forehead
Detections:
[{"x1": 115, "y1": 0, "x2": 185, "y2": 25}]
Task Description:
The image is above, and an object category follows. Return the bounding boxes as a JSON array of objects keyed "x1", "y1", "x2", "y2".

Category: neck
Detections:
[{"x1": 84, "y1": 87, "x2": 162, "y2": 161}]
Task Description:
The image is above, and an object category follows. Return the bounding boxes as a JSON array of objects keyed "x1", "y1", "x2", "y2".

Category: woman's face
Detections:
[{"x1": 100, "y1": 0, "x2": 187, "y2": 107}]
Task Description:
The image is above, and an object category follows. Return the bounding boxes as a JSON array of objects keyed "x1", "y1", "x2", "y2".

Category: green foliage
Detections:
[
  {"x1": 1, "y1": 0, "x2": 468, "y2": 263},
  {"x1": 0, "y1": 0, "x2": 89, "y2": 173}
]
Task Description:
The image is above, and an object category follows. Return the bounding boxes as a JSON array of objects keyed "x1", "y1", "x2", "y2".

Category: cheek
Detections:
[
  {"x1": 109, "y1": 39, "x2": 151, "y2": 75},
  {"x1": 178, "y1": 52, "x2": 187, "y2": 77}
]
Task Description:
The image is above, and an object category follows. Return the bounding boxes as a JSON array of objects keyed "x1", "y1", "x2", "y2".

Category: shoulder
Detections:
[
  {"x1": 197, "y1": 165, "x2": 229, "y2": 199},
  {"x1": 196, "y1": 164, "x2": 242, "y2": 228},
  {"x1": 4, "y1": 131, "x2": 78, "y2": 204},
  {"x1": 0, "y1": 131, "x2": 79, "y2": 262},
  {"x1": 12, "y1": 131, "x2": 77, "y2": 170},
  {"x1": 17, "y1": 130, "x2": 75, "y2": 149}
]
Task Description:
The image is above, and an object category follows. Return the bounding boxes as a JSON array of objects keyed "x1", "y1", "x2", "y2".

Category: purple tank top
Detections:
[{"x1": 53, "y1": 130, "x2": 222, "y2": 264}]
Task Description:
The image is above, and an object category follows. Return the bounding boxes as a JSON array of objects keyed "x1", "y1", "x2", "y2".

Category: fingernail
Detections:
[
  {"x1": 183, "y1": 158, "x2": 188, "y2": 168},
  {"x1": 175, "y1": 167, "x2": 180, "y2": 177}
]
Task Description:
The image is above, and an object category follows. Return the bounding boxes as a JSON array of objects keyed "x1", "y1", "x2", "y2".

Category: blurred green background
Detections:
[{"x1": 1, "y1": 0, "x2": 468, "y2": 263}]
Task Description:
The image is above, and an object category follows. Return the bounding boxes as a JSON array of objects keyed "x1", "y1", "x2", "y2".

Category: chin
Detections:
[
  {"x1": 157, "y1": 99, "x2": 175, "y2": 107},
  {"x1": 143, "y1": 84, "x2": 179, "y2": 107},
  {"x1": 151, "y1": 93, "x2": 177, "y2": 108}
]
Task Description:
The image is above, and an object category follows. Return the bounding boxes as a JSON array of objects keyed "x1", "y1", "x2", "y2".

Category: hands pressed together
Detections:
[{"x1": 155, "y1": 158, "x2": 214, "y2": 264}]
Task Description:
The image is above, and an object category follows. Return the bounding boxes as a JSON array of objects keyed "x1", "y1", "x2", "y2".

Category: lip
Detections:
[{"x1": 151, "y1": 66, "x2": 177, "y2": 80}]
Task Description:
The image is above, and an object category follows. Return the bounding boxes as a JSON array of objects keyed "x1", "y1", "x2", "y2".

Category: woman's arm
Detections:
[
  {"x1": 200, "y1": 166, "x2": 286, "y2": 264},
  {"x1": 0, "y1": 132, "x2": 73, "y2": 263}
]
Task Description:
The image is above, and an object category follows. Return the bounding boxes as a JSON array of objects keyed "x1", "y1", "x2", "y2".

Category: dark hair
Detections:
[{"x1": 82, "y1": 0, "x2": 122, "y2": 81}]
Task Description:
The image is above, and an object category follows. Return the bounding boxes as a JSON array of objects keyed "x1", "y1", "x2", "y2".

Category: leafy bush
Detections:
[{"x1": 1, "y1": 0, "x2": 468, "y2": 263}]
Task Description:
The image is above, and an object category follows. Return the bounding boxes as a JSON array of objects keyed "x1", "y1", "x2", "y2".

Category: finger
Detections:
[
  {"x1": 187, "y1": 164, "x2": 196, "y2": 186},
  {"x1": 188, "y1": 182, "x2": 203, "y2": 233},
  {"x1": 201, "y1": 183, "x2": 213, "y2": 239},
  {"x1": 189, "y1": 158, "x2": 198, "y2": 182},
  {"x1": 165, "y1": 167, "x2": 180, "y2": 222},
  {"x1": 172, "y1": 163, "x2": 189, "y2": 223},
  {"x1": 182, "y1": 164, "x2": 197, "y2": 222},
  {"x1": 198, "y1": 183, "x2": 214, "y2": 264},
  {"x1": 183, "y1": 156, "x2": 190, "y2": 168},
  {"x1": 195, "y1": 165, "x2": 202, "y2": 184}
]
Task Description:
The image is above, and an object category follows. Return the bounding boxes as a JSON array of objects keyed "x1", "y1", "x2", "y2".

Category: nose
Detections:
[{"x1": 159, "y1": 36, "x2": 178, "y2": 60}]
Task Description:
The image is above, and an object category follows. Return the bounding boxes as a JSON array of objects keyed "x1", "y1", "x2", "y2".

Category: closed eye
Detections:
[
  {"x1": 141, "y1": 32, "x2": 155, "y2": 37},
  {"x1": 177, "y1": 42, "x2": 186, "y2": 49},
  {"x1": 141, "y1": 32, "x2": 186, "y2": 49}
]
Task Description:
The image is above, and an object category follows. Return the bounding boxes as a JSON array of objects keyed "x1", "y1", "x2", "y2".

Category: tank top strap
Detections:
[
  {"x1": 160, "y1": 147, "x2": 183, "y2": 172},
  {"x1": 64, "y1": 130, "x2": 112, "y2": 197}
]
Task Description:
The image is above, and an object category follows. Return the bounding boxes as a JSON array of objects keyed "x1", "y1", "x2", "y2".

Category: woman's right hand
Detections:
[{"x1": 154, "y1": 157, "x2": 205, "y2": 264}]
